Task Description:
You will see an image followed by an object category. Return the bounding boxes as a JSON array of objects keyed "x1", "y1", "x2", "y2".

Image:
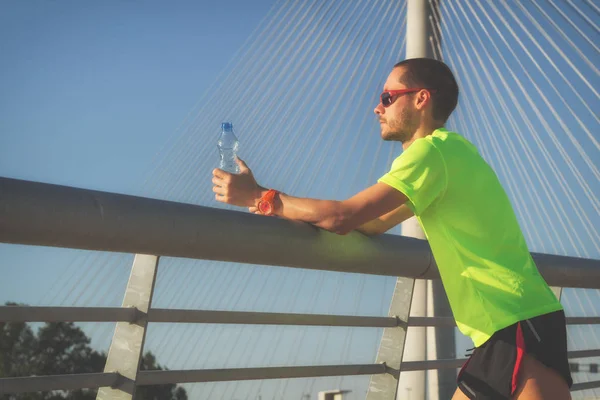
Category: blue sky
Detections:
[
  {"x1": 0, "y1": 0, "x2": 273, "y2": 192},
  {"x1": 1, "y1": 1, "x2": 599, "y2": 399}
]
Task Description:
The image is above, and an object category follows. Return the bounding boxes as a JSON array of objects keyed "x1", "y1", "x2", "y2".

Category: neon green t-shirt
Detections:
[{"x1": 378, "y1": 128, "x2": 562, "y2": 347}]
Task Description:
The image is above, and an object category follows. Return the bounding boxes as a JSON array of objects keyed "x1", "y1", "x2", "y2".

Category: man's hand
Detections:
[{"x1": 212, "y1": 158, "x2": 263, "y2": 207}]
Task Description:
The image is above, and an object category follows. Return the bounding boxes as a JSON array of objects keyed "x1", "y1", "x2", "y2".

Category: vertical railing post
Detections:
[
  {"x1": 401, "y1": 0, "x2": 434, "y2": 396},
  {"x1": 96, "y1": 254, "x2": 159, "y2": 400},
  {"x1": 366, "y1": 278, "x2": 415, "y2": 400},
  {"x1": 403, "y1": 1, "x2": 454, "y2": 399}
]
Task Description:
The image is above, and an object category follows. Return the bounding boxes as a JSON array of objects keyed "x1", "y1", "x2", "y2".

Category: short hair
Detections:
[{"x1": 394, "y1": 58, "x2": 459, "y2": 123}]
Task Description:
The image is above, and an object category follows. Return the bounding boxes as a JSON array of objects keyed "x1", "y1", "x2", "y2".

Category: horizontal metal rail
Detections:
[
  {"x1": 0, "y1": 306, "x2": 141, "y2": 323},
  {"x1": 565, "y1": 316, "x2": 600, "y2": 325},
  {"x1": 136, "y1": 364, "x2": 387, "y2": 385},
  {"x1": 402, "y1": 358, "x2": 467, "y2": 371},
  {"x1": 0, "y1": 306, "x2": 401, "y2": 327},
  {"x1": 4, "y1": 355, "x2": 600, "y2": 393},
  {"x1": 2, "y1": 177, "x2": 600, "y2": 287},
  {"x1": 0, "y1": 365, "x2": 388, "y2": 392},
  {"x1": 3, "y1": 306, "x2": 599, "y2": 329},
  {"x1": 148, "y1": 309, "x2": 403, "y2": 327},
  {"x1": 0, "y1": 372, "x2": 123, "y2": 394},
  {"x1": 568, "y1": 349, "x2": 600, "y2": 359},
  {"x1": 571, "y1": 381, "x2": 600, "y2": 392}
]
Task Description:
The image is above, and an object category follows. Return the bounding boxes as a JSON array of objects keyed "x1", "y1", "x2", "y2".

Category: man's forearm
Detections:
[
  {"x1": 265, "y1": 190, "x2": 349, "y2": 233},
  {"x1": 355, "y1": 204, "x2": 414, "y2": 236},
  {"x1": 251, "y1": 183, "x2": 408, "y2": 236},
  {"x1": 356, "y1": 219, "x2": 385, "y2": 236}
]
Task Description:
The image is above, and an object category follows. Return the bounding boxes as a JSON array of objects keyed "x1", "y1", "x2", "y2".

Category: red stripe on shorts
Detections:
[{"x1": 512, "y1": 322, "x2": 526, "y2": 394}]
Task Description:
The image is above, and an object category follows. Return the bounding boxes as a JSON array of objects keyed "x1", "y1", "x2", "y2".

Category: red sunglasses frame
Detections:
[{"x1": 380, "y1": 88, "x2": 437, "y2": 107}]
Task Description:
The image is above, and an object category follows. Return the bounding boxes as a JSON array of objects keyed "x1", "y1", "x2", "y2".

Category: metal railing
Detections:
[{"x1": 1, "y1": 177, "x2": 600, "y2": 398}]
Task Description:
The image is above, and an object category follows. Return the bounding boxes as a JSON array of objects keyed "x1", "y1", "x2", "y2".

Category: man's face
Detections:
[{"x1": 374, "y1": 67, "x2": 420, "y2": 142}]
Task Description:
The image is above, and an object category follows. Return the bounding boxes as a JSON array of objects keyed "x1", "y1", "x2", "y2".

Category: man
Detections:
[{"x1": 212, "y1": 58, "x2": 572, "y2": 399}]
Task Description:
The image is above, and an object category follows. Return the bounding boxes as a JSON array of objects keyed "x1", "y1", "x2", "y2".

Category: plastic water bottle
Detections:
[{"x1": 217, "y1": 122, "x2": 240, "y2": 174}]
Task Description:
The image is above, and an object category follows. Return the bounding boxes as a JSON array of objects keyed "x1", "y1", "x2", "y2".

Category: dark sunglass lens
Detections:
[{"x1": 381, "y1": 92, "x2": 391, "y2": 106}]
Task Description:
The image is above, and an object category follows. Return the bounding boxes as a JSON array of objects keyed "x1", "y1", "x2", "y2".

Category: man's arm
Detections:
[
  {"x1": 212, "y1": 158, "x2": 408, "y2": 235},
  {"x1": 355, "y1": 204, "x2": 414, "y2": 236},
  {"x1": 262, "y1": 182, "x2": 408, "y2": 234}
]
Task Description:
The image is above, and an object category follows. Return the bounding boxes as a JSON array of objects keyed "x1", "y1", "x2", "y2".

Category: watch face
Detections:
[{"x1": 259, "y1": 201, "x2": 272, "y2": 215}]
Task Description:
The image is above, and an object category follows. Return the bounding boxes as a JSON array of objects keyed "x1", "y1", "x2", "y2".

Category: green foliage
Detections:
[{"x1": 0, "y1": 303, "x2": 187, "y2": 400}]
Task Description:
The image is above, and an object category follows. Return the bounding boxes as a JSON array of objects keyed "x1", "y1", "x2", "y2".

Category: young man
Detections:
[{"x1": 212, "y1": 58, "x2": 572, "y2": 399}]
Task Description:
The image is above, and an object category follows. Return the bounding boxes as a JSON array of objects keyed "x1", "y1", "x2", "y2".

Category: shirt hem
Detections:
[{"x1": 471, "y1": 302, "x2": 564, "y2": 347}]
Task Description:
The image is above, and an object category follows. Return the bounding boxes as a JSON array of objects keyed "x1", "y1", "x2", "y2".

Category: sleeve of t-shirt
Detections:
[{"x1": 377, "y1": 138, "x2": 447, "y2": 216}]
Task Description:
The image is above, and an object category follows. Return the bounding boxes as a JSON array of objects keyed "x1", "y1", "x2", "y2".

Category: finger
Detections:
[
  {"x1": 212, "y1": 185, "x2": 226, "y2": 195},
  {"x1": 235, "y1": 157, "x2": 249, "y2": 172},
  {"x1": 212, "y1": 177, "x2": 224, "y2": 187},
  {"x1": 214, "y1": 193, "x2": 226, "y2": 203},
  {"x1": 213, "y1": 168, "x2": 229, "y2": 179},
  {"x1": 212, "y1": 173, "x2": 230, "y2": 186}
]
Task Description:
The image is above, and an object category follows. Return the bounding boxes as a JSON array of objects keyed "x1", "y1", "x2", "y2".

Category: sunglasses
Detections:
[{"x1": 380, "y1": 88, "x2": 437, "y2": 107}]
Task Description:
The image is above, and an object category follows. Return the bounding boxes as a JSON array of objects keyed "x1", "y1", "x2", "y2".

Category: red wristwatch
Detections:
[{"x1": 257, "y1": 189, "x2": 279, "y2": 216}]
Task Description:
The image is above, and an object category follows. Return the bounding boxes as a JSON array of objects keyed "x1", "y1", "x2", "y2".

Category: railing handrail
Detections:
[{"x1": 2, "y1": 177, "x2": 600, "y2": 287}]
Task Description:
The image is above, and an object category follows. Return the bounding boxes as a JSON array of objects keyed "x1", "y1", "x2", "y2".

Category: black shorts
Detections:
[{"x1": 457, "y1": 310, "x2": 573, "y2": 399}]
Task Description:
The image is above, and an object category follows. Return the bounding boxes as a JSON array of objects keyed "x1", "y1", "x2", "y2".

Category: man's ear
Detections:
[{"x1": 415, "y1": 89, "x2": 432, "y2": 110}]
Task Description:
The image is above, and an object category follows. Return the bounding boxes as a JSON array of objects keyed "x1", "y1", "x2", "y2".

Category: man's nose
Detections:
[{"x1": 374, "y1": 102, "x2": 384, "y2": 115}]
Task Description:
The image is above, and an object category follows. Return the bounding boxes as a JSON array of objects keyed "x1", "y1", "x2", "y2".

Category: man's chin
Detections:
[
  {"x1": 381, "y1": 129, "x2": 410, "y2": 143},
  {"x1": 381, "y1": 131, "x2": 396, "y2": 141}
]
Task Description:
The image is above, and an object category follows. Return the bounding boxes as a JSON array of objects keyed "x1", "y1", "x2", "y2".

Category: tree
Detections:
[
  {"x1": 136, "y1": 353, "x2": 188, "y2": 400},
  {"x1": 0, "y1": 303, "x2": 37, "y2": 378},
  {"x1": 0, "y1": 303, "x2": 187, "y2": 400},
  {"x1": 36, "y1": 322, "x2": 105, "y2": 376}
]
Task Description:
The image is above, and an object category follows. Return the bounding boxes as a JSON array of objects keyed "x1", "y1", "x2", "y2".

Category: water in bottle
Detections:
[{"x1": 217, "y1": 122, "x2": 240, "y2": 174}]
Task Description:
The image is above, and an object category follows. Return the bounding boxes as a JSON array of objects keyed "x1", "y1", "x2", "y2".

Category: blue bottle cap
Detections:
[{"x1": 221, "y1": 122, "x2": 233, "y2": 130}]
